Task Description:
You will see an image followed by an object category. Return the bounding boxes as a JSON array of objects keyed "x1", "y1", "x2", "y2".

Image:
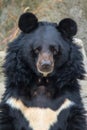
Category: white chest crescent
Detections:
[{"x1": 6, "y1": 98, "x2": 74, "y2": 130}]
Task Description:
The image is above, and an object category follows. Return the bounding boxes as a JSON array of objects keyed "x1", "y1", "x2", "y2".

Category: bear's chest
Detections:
[
  {"x1": 23, "y1": 108, "x2": 58, "y2": 130},
  {"x1": 6, "y1": 98, "x2": 74, "y2": 130}
]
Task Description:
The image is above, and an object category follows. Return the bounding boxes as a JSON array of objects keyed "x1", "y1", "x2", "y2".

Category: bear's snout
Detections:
[
  {"x1": 36, "y1": 52, "x2": 54, "y2": 77},
  {"x1": 41, "y1": 60, "x2": 51, "y2": 69}
]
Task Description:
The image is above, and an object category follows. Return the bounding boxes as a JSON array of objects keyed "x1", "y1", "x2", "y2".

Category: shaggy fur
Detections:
[{"x1": 0, "y1": 13, "x2": 86, "y2": 130}]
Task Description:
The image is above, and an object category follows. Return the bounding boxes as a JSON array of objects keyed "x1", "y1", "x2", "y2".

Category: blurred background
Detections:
[
  {"x1": 0, "y1": 0, "x2": 87, "y2": 52},
  {"x1": 0, "y1": 0, "x2": 87, "y2": 111}
]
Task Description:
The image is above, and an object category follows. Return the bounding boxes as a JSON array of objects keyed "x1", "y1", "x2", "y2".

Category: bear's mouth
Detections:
[{"x1": 37, "y1": 65, "x2": 54, "y2": 77}]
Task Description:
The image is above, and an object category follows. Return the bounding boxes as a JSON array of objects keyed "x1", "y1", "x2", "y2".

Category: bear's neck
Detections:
[{"x1": 3, "y1": 73, "x2": 78, "y2": 103}]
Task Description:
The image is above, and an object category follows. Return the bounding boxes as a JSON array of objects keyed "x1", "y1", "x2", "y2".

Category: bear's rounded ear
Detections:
[
  {"x1": 57, "y1": 18, "x2": 77, "y2": 38},
  {"x1": 18, "y1": 12, "x2": 38, "y2": 33}
]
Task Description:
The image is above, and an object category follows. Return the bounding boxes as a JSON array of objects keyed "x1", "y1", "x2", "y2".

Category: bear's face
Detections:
[
  {"x1": 18, "y1": 13, "x2": 77, "y2": 77},
  {"x1": 21, "y1": 24, "x2": 71, "y2": 77}
]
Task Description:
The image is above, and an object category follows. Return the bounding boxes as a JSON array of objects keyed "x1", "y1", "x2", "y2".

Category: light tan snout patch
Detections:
[
  {"x1": 36, "y1": 52, "x2": 54, "y2": 77},
  {"x1": 6, "y1": 98, "x2": 74, "y2": 130}
]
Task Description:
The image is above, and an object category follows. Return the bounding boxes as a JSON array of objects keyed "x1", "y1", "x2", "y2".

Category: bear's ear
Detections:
[
  {"x1": 57, "y1": 18, "x2": 77, "y2": 38},
  {"x1": 18, "y1": 12, "x2": 38, "y2": 33}
]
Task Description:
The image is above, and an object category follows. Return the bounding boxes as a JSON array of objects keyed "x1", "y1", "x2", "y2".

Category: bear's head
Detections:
[
  {"x1": 4, "y1": 12, "x2": 85, "y2": 90},
  {"x1": 18, "y1": 12, "x2": 78, "y2": 77}
]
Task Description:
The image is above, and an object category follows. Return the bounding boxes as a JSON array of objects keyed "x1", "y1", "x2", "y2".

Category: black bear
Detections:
[{"x1": 0, "y1": 12, "x2": 86, "y2": 130}]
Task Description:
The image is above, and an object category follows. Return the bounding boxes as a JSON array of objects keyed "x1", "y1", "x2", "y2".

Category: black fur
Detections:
[
  {"x1": 18, "y1": 12, "x2": 38, "y2": 33},
  {"x1": 58, "y1": 18, "x2": 77, "y2": 39},
  {"x1": 0, "y1": 13, "x2": 86, "y2": 130}
]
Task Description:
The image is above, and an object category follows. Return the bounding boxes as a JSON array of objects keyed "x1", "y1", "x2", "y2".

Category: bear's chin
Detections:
[{"x1": 37, "y1": 69, "x2": 53, "y2": 77}]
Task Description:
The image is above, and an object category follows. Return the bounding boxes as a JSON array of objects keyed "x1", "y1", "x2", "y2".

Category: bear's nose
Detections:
[{"x1": 41, "y1": 60, "x2": 51, "y2": 69}]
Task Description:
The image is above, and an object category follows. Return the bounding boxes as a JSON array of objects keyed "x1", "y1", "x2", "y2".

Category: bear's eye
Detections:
[
  {"x1": 34, "y1": 47, "x2": 41, "y2": 54},
  {"x1": 50, "y1": 45, "x2": 58, "y2": 55}
]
